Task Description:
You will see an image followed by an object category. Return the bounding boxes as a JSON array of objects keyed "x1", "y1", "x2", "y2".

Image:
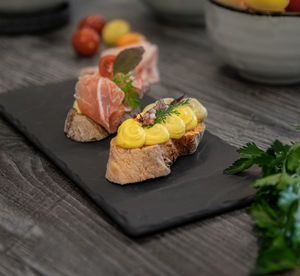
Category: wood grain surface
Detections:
[{"x1": 0, "y1": 0, "x2": 299, "y2": 275}]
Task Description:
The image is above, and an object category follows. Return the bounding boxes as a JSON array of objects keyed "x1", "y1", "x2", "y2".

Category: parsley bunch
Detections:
[{"x1": 225, "y1": 140, "x2": 300, "y2": 275}]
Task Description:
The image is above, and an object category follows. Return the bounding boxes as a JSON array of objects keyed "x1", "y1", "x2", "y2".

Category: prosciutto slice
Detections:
[{"x1": 75, "y1": 73, "x2": 125, "y2": 133}]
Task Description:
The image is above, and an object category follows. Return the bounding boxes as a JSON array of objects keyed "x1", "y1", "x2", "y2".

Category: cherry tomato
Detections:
[
  {"x1": 72, "y1": 28, "x2": 100, "y2": 56},
  {"x1": 286, "y1": 0, "x2": 300, "y2": 11},
  {"x1": 98, "y1": 55, "x2": 116, "y2": 79},
  {"x1": 78, "y1": 15, "x2": 106, "y2": 35}
]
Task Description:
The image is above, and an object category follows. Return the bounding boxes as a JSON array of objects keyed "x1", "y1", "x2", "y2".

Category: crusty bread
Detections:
[
  {"x1": 64, "y1": 107, "x2": 140, "y2": 142},
  {"x1": 64, "y1": 108, "x2": 109, "y2": 142},
  {"x1": 105, "y1": 122, "x2": 206, "y2": 185}
]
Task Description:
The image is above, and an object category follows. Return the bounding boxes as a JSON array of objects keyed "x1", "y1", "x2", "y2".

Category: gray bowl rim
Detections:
[{"x1": 209, "y1": 0, "x2": 300, "y2": 17}]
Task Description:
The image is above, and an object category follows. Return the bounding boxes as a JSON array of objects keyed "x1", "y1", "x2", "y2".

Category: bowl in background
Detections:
[
  {"x1": 0, "y1": 0, "x2": 65, "y2": 13},
  {"x1": 141, "y1": 0, "x2": 205, "y2": 25},
  {"x1": 0, "y1": 0, "x2": 69, "y2": 34},
  {"x1": 205, "y1": 0, "x2": 300, "y2": 85}
]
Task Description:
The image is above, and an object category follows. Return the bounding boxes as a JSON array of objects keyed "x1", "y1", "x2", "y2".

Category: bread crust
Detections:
[
  {"x1": 64, "y1": 108, "x2": 109, "y2": 142},
  {"x1": 64, "y1": 107, "x2": 140, "y2": 142},
  {"x1": 105, "y1": 123, "x2": 206, "y2": 185}
]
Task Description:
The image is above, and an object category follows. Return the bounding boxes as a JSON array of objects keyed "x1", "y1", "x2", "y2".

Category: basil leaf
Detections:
[{"x1": 113, "y1": 47, "x2": 144, "y2": 75}]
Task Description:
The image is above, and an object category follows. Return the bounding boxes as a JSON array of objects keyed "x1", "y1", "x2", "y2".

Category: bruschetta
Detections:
[
  {"x1": 65, "y1": 43, "x2": 159, "y2": 142},
  {"x1": 105, "y1": 96, "x2": 208, "y2": 184}
]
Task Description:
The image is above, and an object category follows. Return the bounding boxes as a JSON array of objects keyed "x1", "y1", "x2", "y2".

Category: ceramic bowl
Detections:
[
  {"x1": 141, "y1": 0, "x2": 205, "y2": 25},
  {"x1": 0, "y1": 0, "x2": 65, "y2": 13},
  {"x1": 205, "y1": 0, "x2": 300, "y2": 85}
]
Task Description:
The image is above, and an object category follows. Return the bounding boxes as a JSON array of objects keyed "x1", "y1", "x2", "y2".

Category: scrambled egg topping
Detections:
[{"x1": 116, "y1": 98, "x2": 207, "y2": 148}]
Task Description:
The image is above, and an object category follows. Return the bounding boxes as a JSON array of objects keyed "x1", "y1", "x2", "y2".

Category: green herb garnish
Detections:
[
  {"x1": 225, "y1": 140, "x2": 300, "y2": 275},
  {"x1": 113, "y1": 73, "x2": 141, "y2": 108},
  {"x1": 111, "y1": 47, "x2": 144, "y2": 108},
  {"x1": 142, "y1": 98, "x2": 190, "y2": 128}
]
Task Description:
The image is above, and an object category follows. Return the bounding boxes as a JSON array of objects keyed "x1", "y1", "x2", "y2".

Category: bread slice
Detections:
[
  {"x1": 64, "y1": 108, "x2": 109, "y2": 142},
  {"x1": 64, "y1": 107, "x2": 141, "y2": 143},
  {"x1": 105, "y1": 122, "x2": 206, "y2": 185}
]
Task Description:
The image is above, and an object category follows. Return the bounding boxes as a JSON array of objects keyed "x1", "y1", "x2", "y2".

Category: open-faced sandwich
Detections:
[
  {"x1": 106, "y1": 96, "x2": 207, "y2": 184},
  {"x1": 64, "y1": 42, "x2": 159, "y2": 142}
]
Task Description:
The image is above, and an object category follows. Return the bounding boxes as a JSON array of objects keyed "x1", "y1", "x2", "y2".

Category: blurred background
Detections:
[{"x1": 1, "y1": 0, "x2": 300, "y2": 90}]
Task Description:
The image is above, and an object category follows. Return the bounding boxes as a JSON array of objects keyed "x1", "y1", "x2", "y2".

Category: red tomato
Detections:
[
  {"x1": 98, "y1": 55, "x2": 116, "y2": 79},
  {"x1": 286, "y1": 0, "x2": 300, "y2": 11},
  {"x1": 72, "y1": 28, "x2": 100, "y2": 56},
  {"x1": 78, "y1": 15, "x2": 106, "y2": 35}
]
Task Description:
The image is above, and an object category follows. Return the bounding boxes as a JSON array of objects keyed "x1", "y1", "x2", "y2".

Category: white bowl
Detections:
[
  {"x1": 205, "y1": 0, "x2": 300, "y2": 85},
  {"x1": 141, "y1": 0, "x2": 205, "y2": 25}
]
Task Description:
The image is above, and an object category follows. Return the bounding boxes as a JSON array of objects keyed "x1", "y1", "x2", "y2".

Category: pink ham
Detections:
[
  {"x1": 79, "y1": 66, "x2": 98, "y2": 77},
  {"x1": 75, "y1": 72, "x2": 125, "y2": 133}
]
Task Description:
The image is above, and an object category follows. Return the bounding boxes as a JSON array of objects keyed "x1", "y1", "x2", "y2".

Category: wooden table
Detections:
[{"x1": 0, "y1": 0, "x2": 299, "y2": 275}]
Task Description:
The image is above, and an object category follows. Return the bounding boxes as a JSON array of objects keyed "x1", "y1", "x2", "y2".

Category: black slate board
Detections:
[{"x1": 0, "y1": 80, "x2": 256, "y2": 237}]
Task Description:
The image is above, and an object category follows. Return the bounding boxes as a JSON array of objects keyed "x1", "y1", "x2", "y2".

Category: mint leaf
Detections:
[
  {"x1": 224, "y1": 158, "x2": 254, "y2": 175},
  {"x1": 113, "y1": 47, "x2": 144, "y2": 75}
]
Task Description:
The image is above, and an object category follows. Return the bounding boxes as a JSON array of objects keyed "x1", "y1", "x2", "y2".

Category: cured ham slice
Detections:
[
  {"x1": 101, "y1": 41, "x2": 159, "y2": 96},
  {"x1": 75, "y1": 73, "x2": 125, "y2": 133},
  {"x1": 79, "y1": 66, "x2": 98, "y2": 77}
]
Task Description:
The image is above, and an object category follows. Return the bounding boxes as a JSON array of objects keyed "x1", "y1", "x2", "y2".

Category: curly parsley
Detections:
[
  {"x1": 113, "y1": 73, "x2": 140, "y2": 108},
  {"x1": 225, "y1": 140, "x2": 300, "y2": 275}
]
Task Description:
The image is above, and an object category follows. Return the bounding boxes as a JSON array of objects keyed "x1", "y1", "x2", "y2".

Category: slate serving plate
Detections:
[{"x1": 0, "y1": 80, "x2": 256, "y2": 237}]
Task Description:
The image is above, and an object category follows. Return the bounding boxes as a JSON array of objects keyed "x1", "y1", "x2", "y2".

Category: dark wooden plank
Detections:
[{"x1": 0, "y1": 0, "x2": 299, "y2": 275}]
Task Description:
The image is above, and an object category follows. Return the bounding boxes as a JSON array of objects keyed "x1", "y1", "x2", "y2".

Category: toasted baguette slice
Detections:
[
  {"x1": 64, "y1": 108, "x2": 109, "y2": 142},
  {"x1": 105, "y1": 122, "x2": 205, "y2": 185},
  {"x1": 64, "y1": 107, "x2": 140, "y2": 143}
]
